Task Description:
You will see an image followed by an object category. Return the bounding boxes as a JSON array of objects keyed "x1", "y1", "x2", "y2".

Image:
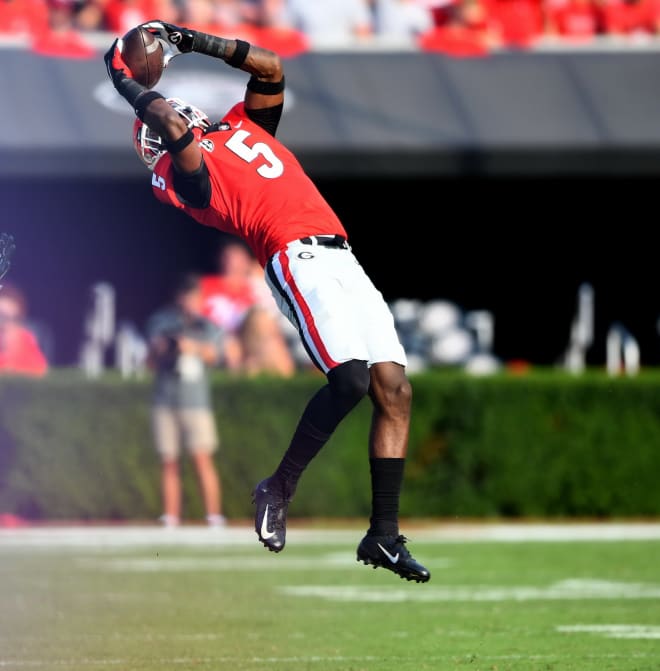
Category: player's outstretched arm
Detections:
[
  {"x1": 104, "y1": 37, "x2": 202, "y2": 173},
  {"x1": 141, "y1": 21, "x2": 284, "y2": 112}
]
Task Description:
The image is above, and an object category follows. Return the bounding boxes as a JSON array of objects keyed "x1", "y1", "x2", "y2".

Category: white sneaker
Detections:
[
  {"x1": 158, "y1": 514, "x2": 180, "y2": 528},
  {"x1": 206, "y1": 514, "x2": 227, "y2": 528}
]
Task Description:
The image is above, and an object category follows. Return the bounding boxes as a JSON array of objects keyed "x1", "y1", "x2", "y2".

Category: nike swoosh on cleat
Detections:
[
  {"x1": 260, "y1": 504, "x2": 276, "y2": 540},
  {"x1": 377, "y1": 543, "x2": 399, "y2": 564}
]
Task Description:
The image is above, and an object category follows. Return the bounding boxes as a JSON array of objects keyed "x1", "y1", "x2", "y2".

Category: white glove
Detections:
[{"x1": 140, "y1": 20, "x2": 195, "y2": 66}]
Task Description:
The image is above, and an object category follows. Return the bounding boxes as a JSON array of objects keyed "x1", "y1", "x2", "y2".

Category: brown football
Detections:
[{"x1": 120, "y1": 26, "x2": 164, "y2": 89}]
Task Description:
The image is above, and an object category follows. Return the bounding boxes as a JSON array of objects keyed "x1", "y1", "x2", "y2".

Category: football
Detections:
[{"x1": 120, "y1": 26, "x2": 164, "y2": 89}]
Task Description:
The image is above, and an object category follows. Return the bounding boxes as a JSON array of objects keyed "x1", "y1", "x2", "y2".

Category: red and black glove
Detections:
[
  {"x1": 103, "y1": 37, "x2": 153, "y2": 110},
  {"x1": 104, "y1": 38, "x2": 134, "y2": 89}
]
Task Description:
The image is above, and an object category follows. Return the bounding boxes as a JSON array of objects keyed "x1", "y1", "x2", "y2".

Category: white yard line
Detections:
[
  {"x1": 1, "y1": 521, "x2": 660, "y2": 548},
  {"x1": 281, "y1": 579, "x2": 660, "y2": 602},
  {"x1": 558, "y1": 624, "x2": 660, "y2": 639}
]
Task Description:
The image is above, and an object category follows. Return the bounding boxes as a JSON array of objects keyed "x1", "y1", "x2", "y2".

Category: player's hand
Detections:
[
  {"x1": 103, "y1": 38, "x2": 134, "y2": 87},
  {"x1": 141, "y1": 20, "x2": 196, "y2": 66}
]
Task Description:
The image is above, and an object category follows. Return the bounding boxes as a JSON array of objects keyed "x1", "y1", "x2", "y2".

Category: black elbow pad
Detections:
[
  {"x1": 173, "y1": 160, "x2": 212, "y2": 209},
  {"x1": 245, "y1": 103, "x2": 283, "y2": 137}
]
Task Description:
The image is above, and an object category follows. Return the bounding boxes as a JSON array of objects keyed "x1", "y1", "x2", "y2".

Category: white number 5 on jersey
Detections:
[
  {"x1": 152, "y1": 173, "x2": 166, "y2": 190},
  {"x1": 225, "y1": 129, "x2": 284, "y2": 179}
]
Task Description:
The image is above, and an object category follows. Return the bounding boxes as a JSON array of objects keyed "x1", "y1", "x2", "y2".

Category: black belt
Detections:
[{"x1": 300, "y1": 235, "x2": 349, "y2": 249}]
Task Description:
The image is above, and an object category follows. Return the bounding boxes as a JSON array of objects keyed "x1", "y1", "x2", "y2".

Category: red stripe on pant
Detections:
[{"x1": 276, "y1": 249, "x2": 339, "y2": 372}]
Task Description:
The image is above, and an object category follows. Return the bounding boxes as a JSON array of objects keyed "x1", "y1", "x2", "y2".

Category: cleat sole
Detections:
[{"x1": 356, "y1": 555, "x2": 430, "y2": 583}]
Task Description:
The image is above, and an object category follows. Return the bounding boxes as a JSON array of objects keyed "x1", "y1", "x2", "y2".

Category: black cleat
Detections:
[
  {"x1": 357, "y1": 533, "x2": 430, "y2": 583},
  {"x1": 252, "y1": 477, "x2": 290, "y2": 553}
]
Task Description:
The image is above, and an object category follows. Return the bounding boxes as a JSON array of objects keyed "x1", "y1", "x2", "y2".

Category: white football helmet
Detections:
[{"x1": 132, "y1": 97, "x2": 211, "y2": 170}]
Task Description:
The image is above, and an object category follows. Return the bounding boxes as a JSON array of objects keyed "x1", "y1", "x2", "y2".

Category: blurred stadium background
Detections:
[
  {"x1": 3, "y1": 10, "x2": 660, "y2": 670},
  {"x1": 3, "y1": 0, "x2": 660, "y2": 372}
]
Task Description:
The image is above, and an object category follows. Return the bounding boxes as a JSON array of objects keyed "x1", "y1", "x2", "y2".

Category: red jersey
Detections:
[
  {"x1": 0, "y1": 326, "x2": 48, "y2": 377},
  {"x1": 151, "y1": 102, "x2": 347, "y2": 267}
]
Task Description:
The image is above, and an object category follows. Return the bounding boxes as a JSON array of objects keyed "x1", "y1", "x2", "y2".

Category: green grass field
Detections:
[{"x1": 2, "y1": 523, "x2": 659, "y2": 671}]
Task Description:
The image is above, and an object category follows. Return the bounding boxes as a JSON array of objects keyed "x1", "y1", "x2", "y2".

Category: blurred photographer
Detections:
[{"x1": 145, "y1": 272, "x2": 225, "y2": 528}]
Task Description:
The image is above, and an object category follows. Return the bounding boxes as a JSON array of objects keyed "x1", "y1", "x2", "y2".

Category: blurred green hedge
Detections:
[{"x1": 1, "y1": 368, "x2": 659, "y2": 521}]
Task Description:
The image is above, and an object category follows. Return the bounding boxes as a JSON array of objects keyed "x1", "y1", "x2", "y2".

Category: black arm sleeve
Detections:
[
  {"x1": 172, "y1": 159, "x2": 212, "y2": 209},
  {"x1": 245, "y1": 104, "x2": 284, "y2": 137}
]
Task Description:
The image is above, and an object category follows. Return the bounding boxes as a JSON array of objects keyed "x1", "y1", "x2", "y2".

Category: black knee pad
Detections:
[{"x1": 327, "y1": 360, "x2": 370, "y2": 409}]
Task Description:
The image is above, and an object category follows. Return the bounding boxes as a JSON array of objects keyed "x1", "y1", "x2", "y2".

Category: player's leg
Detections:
[
  {"x1": 356, "y1": 362, "x2": 430, "y2": 582},
  {"x1": 253, "y1": 359, "x2": 370, "y2": 551},
  {"x1": 254, "y1": 244, "x2": 371, "y2": 551},
  {"x1": 366, "y1": 362, "x2": 411, "y2": 534},
  {"x1": 274, "y1": 359, "x2": 370, "y2": 495},
  {"x1": 335, "y1": 259, "x2": 430, "y2": 582}
]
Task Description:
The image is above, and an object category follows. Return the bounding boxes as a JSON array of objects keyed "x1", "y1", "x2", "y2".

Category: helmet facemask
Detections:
[{"x1": 132, "y1": 97, "x2": 211, "y2": 171}]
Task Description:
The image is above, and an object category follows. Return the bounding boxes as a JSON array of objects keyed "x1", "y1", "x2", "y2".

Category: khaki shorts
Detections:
[{"x1": 151, "y1": 406, "x2": 219, "y2": 461}]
